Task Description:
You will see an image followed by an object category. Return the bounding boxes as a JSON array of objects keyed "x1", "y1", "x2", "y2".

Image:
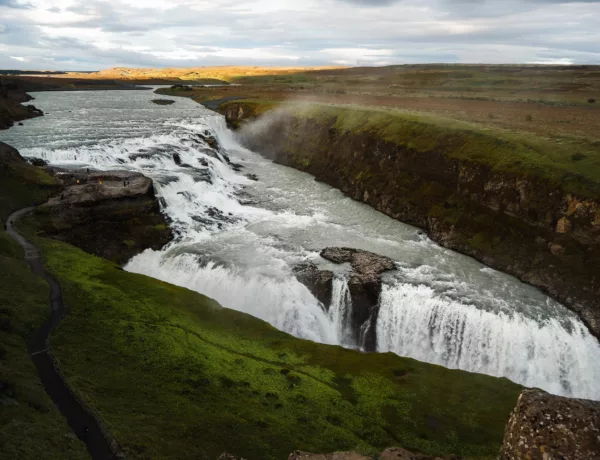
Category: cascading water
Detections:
[
  {"x1": 376, "y1": 283, "x2": 600, "y2": 398},
  {"x1": 328, "y1": 277, "x2": 355, "y2": 347},
  {"x1": 2, "y1": 88, "x2": 600, "y2": 401}
]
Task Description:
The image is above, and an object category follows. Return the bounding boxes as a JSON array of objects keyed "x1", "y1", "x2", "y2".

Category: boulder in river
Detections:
[
  {"x1": 197, "y1": 132, "x2": 220, "y2": 150},
  {"x1": 151, "y1": 99, "x2": 175, "y2": 105},
  {"x1": 295, "y1": 247, "x2": 395, "y2": 350},
  {"x1": 294, "y1": 263, "x2": 334, "y2": 308},
  {"x1": 500, "y1": 389, "x2": 600, "y2": 460}
]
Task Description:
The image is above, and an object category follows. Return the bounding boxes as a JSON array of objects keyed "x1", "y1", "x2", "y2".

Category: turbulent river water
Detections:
[{"x1": 3, "y1": 88, "x2": 600, "y2": 400}]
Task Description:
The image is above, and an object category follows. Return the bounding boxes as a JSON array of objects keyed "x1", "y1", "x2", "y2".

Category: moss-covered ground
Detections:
[
  {"x1": 0, "y1": 146, "x2": 59, "y2": 223},
  {"x1": 0, "y1": 152, "x2": 87, "y2": 458},
  {"x1": 0, "y1": 233, "x2": 88, "y2": 459},
  {"x1": 17, "y1": 224, "x2": 522, "y2": 460}
]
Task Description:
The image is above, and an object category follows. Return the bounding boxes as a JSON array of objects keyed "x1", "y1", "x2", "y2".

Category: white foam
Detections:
[
  {"x1": 376, "y1": 283, "x2": 600, "y2": 399},
  {"x1": 126, "y1": 252, "x2": 336, "y2": 345}
]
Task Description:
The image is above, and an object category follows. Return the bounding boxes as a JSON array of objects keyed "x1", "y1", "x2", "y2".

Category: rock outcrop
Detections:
[
  {"x1": 500, "y1": 389, "x2": 600, "y2": 460},
  {"x1": 35, "y1": 169, "x2": 172, "y2": 264},
  {"x1": 294, "y1": 263, "x2": 334, "y2": 307},
  {"x1": 151, "y1": 99, "x2": 175, "y2": 105},
  {"x1": 0, "y1": 78, "x2": 44, "y2": 129},
  {"x1": 226, "y1": 103, "x2": 600, "y2": 339},
  {"x1": 295, "y1": 247, "x2": 395, "y2": 350}
]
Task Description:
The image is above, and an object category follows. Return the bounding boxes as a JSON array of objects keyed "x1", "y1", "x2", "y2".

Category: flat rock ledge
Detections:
[
  {"x1": 500, "y1": 389, "x2": 600, "y2": 460},
  {"x1": 36, "y1": 168, "x2": 172, "y2": 265},
  {"x1": 320, "y1": 247, "x2": 395, "y2": 281},
  {"x1": 47, "y1": 169, "x2": 154, "y2": 206}
]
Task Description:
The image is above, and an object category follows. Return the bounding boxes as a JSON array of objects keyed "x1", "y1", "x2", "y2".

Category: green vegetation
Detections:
[
  {"x1": 0, "y1": 149, "x2": 86, "y2": 458},
  {"x1": 18, "y1": 228, "x2": 522, "y2": 460},
  {"x1": 256, "y1": 102, "x2": 600, "y2": 197},
  {"x1": 0, "y1": 144, "x2": 59, "y2": 223},
  {"x1": 0, "y1": 233, "x2": 88, "y2": 459}
]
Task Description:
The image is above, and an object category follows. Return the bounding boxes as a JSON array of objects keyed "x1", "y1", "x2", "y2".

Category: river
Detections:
[{"x1": 2, "y1": 87, "x2": 599, "y2": 400}]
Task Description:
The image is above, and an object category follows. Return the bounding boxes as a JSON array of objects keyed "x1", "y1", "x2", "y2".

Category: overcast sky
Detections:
[{"x1": 0, "y1": 0, "x2": 599, "y2": 70}]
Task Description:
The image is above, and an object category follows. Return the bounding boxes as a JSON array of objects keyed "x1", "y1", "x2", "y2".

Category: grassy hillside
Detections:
[
  {"x1": 0, "y1": 146, "x2": 87, "y2": 458},
  {"x1": 215, "y1": 99, "x2": 600, "y2": 198},
  {"x1": 0, "y1": 142, "x2": 59, "y2": 223},
  {"x1": 19, "y1": 229, "x2": 523, "y2": 460},
  {"x1": 0, "y1": 233, "x2": 88, "y2": 459},
  {"x1": 281, "y1": 103, "x2": 600, "y2": 197}
]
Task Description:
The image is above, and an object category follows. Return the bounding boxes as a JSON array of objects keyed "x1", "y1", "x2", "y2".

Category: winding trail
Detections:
[{"x1": 7, "y1": 208, "x2": 122, "y2": 460}]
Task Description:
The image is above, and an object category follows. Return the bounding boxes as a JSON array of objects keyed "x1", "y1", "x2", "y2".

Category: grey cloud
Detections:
[
  {"x1": 0, "y1": 0, "x2": 30, "y2": 8},
  {"x1": 0, "y1": 0, "x2": 598, "y2": 70},
  {"x1": 336, "y1": 0, "x2": 401, "y2": 5}
]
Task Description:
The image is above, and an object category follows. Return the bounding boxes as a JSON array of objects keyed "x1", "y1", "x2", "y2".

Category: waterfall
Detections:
[
  {"x1": 376, "y1": 283, "x2": 600, "y2": 400},
  {"x1": 328, "y1": 277, "x2": 355, "y2": 347},
  {"x1": 127, "y1": 252, "x2": 338, "y2": 345}
]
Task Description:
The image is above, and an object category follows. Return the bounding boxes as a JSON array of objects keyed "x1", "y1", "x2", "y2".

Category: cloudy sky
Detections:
[{"x1": 0, "y1": 0, "x2": 599, "y2": 70}]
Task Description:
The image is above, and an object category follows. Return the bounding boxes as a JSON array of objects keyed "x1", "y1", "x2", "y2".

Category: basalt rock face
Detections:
[
  {"x1": 324, "y1": 248, "x2": 395, "y2": 350},
  {"x1": 35, "y1": 169, "x2": 172, "y2": 265},
  {"x1": 231, "y1": 105, "x2": 600, "y2": 339},
  {"x1": 294, "y1": 263, "x2": 334, "y2": 308},
  {"x1": 295, "y1": 248, "x2": 395, "y2": 350},
  {"x1": 0, "y1": 78, "x2": 44, "y2": 129},
  {"x1": 500, "y1": 389, "x2": 600, "y2": 460}
]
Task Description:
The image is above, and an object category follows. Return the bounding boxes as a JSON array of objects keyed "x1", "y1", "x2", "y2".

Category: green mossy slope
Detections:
[
  {"x1": 0, "y1": 234, "x2": 88, "y2": 459},
  {"x1": 0, "y1": 142, "x2": 59, "y2": 223},
  {"x1": 0, "y1": 146, "x2": 86, "y2": 458},
  {"x1": 24, "y1": 232, "x2": 522, "y2": 460}
]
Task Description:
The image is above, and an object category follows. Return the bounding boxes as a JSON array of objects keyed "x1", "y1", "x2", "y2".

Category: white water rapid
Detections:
[{"x1": 2, "y1": 88, "x2": 599, "y2": 400}]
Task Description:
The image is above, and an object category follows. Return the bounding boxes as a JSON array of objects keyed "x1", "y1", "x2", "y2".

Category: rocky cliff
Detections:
[
  {"x1": 500, "y1": 389, "x2": 600, "y2": 459},
  {"x1": 32, "y1": 169, "x2": 172, "y2": 265},
  {"x1": 0, "y1": 78, "x2": 44, "y2": 129},
  {"x1": 223, "y1": 102, "x2": 600, "y2": 339}
]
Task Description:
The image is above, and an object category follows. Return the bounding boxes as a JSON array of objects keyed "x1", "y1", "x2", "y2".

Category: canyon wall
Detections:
[
  {"x1": 0, "y1": 78, "x2": 44, "y2": 129},
  {"x1": 222, "y1": 102, "x2": 600, "y2": 338}
]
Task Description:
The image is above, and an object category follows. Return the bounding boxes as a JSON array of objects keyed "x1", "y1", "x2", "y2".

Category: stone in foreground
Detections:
[{"x1": 500, "y1": 389, "x2": 600, "y2": 460}]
